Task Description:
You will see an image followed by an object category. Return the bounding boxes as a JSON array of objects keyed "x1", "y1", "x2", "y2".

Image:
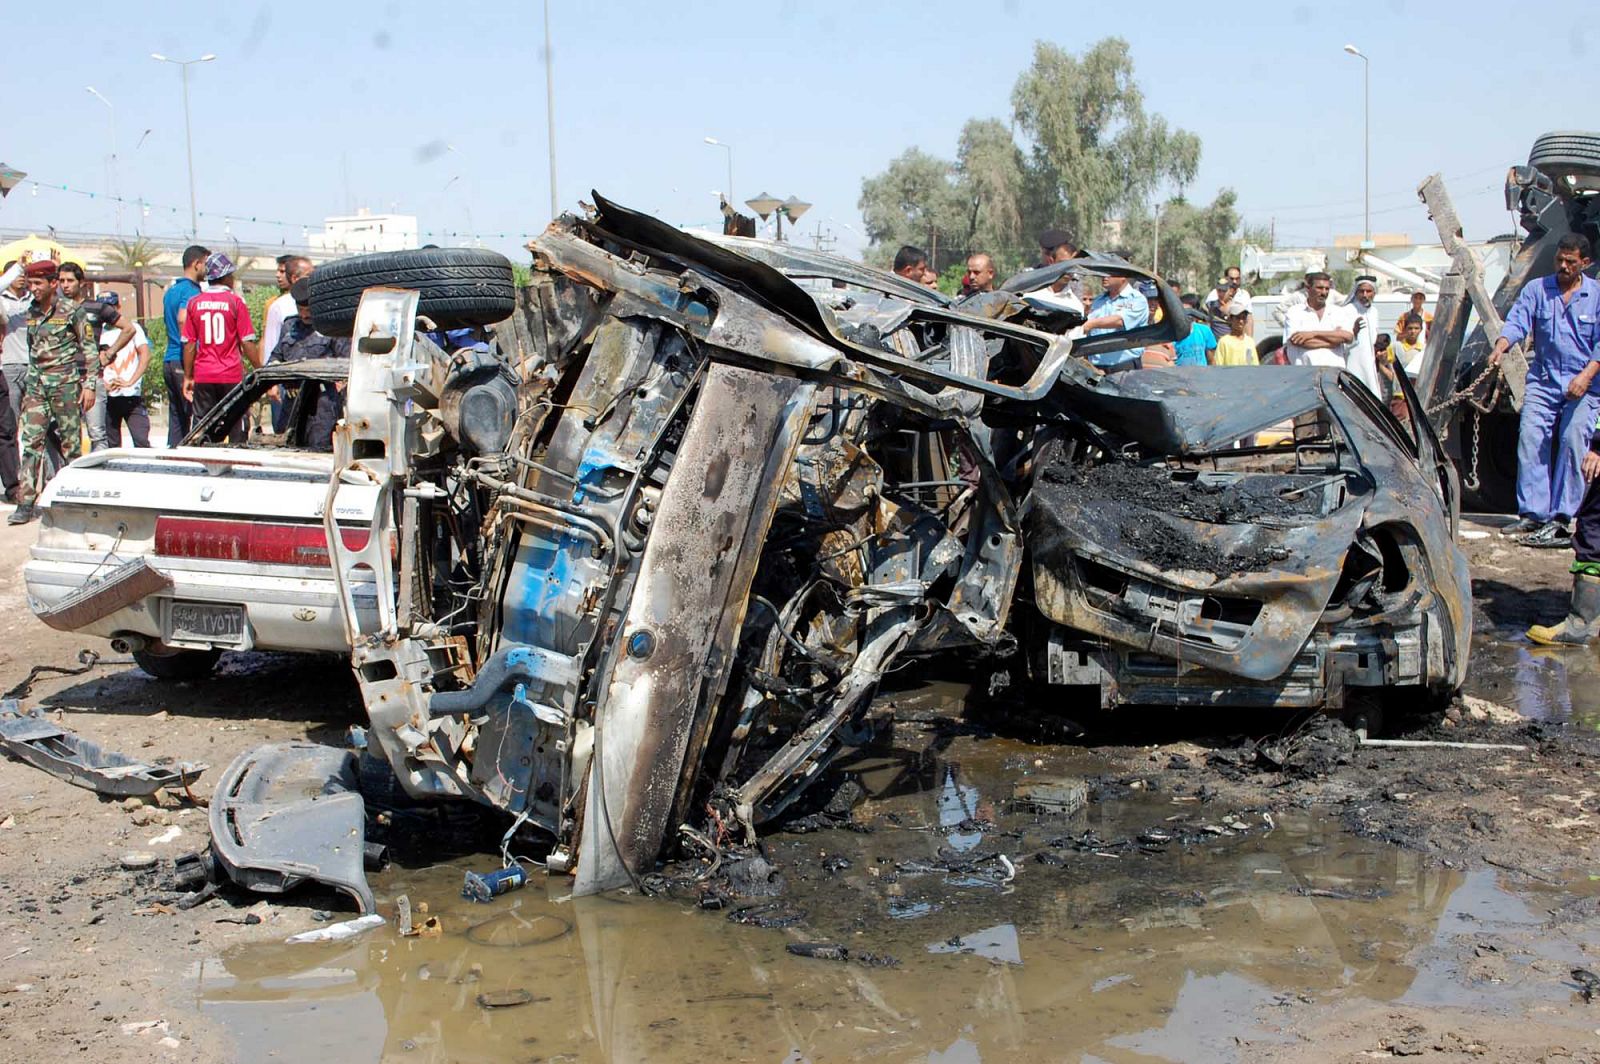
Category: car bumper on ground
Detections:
[{"x1": 24, "y1": 551, "x2": 378, "y2": 654}]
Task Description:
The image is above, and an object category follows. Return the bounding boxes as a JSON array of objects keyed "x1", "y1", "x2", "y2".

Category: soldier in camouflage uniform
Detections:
[{"x1": 9, "y1": 260, "x2": 96, "y2": 525}]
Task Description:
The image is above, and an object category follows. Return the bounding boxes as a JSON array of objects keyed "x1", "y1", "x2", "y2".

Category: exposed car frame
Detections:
[{"x1": 293, "y1": 195, "x2": 1467, "y2": 898}]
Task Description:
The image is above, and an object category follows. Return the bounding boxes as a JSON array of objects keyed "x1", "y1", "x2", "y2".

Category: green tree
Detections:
[
  {"x1": 857, "y1": 148, "x2": 966, "y2": 272},
  {"x1": 1010, "y1": 39, "x2": 1199, "y2": 246},
  {"x1": 859, "y1": 37, "x2": 1219, "y2": 273},
  {"x1": 1121, "y1": 189, "x2": 1241, "y2": 292},
  {"x1": 952, "y1": 118, "x2": 1028, "y2": 274},
  {"x1": 105, "y1": 236, "x2": 162, "y2": 271}
]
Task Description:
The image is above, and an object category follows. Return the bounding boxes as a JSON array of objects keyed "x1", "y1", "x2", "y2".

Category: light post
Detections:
[
  {"x1": 84, "y1": 86, "x2": 119, "y2": 233},
  {"x1": 544, "y1": 0, "x2": 558, "y2": 219},
  {"x1": 704, "y1": 137, "x2": 733, "y2": 204},
  {"x1": 150, "y1": 52, "x2": 215, "y2": 238},
  {"x1": 1343, "y1": 44, "x2": 1371, "y2": 248},
  {"x1": 744, "y1": 193, "x2": 811, "y2": 241}
]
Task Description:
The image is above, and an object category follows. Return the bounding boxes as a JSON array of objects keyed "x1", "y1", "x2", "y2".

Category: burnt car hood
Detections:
[
  {"x1": 1056, "y1": 365, "x2": 1330, "y2": 455},
  {"x1": 1030, "y1": 368, "x2": 1381, "y2": 682}
]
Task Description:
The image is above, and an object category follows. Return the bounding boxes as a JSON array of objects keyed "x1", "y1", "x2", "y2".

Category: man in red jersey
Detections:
[{"x1": 180, "y1": 252, "x2": 261, "y2": 444}]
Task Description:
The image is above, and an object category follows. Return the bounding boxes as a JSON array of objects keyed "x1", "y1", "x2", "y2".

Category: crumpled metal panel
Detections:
[
  {"x1": 575, "y1": 365, "x2": 815, "y2": 895},
  {"x1": 1055, "y1": 366, "x2": 1332, "y2": 455}
]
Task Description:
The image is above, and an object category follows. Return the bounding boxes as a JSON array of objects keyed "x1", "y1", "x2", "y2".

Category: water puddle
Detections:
[
  {"x1": 1466, "y1": 633, "x2": 1600, "y2": 729},
  {"x1": 188, "y1": 718, "x2": 1596, "y2": 1063}
]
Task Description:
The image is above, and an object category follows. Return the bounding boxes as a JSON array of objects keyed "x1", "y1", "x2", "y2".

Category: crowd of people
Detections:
[
  {"x1": 0, "y1": 247, "x2": 346, "y2": 525},
  {"x1": 884, "y1": 231, "x2": 1435, "y2": 403}
]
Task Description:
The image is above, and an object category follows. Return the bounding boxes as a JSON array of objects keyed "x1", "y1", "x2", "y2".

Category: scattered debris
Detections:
[
  {"x1": 209, "y1": 742, "x2": 376, "y2": 913},
  {"x1": 0, "y1": 700, "x2": 205, "y2": 796},
  {"x1": 2, "y1": 648, "x2": 102, "y2": 700},
  {"x1": 1013, "y1": 777, "x2": 1088, "y2": 815},
  {"x1": 462, "y1": 864, "x2": 527, "y2": 902},
  {"x1": 284, "y1": 913, "x2": 385, "y2": 943},
  {"x1": 147, "y1": 825, "x2": 182, "y2": 846},
  {"x1": 1571, "y1": 967, "x2": 1600, "y2": 1003},
  {"x1": 786, "y1": 942, "x2": 900, "y2": 968},
  {"x1": 476, "y1": 989, "x2": 545, "y2": 1009},
  {"x1": 215, "y1": 912, "x2": 263, "y2": 926},
  {"x1": 119, "y1": 852, "x2": 159, "y2": 871},
  {"x1": 1359, "y1": 738, "x2": 1527, "y2": 752}
]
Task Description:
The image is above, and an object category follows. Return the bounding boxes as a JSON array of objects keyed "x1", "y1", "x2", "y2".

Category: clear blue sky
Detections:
[{"x1": 2, "y1": 0, "x2": 1592, "y2": 263}]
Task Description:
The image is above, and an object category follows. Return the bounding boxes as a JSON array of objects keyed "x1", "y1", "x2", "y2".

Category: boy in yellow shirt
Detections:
[{"x1": 1212, "y1": 300, "x2": 1259, "y2": 365}]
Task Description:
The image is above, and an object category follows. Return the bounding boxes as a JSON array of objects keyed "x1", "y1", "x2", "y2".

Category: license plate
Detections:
[{"x1": 169, "y1": 601, "x2": 246, "y2": 644}]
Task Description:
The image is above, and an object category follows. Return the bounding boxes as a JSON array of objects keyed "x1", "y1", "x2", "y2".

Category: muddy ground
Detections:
[{"x1": 3, "y1": 514, "x2": 1600, "y2": 1062}]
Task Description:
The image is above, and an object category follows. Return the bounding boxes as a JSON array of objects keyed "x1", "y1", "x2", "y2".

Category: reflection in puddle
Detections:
[
  {"x1": 194, "y1": 737, "x2": 1581, "y2": 1064},
  {"x1": 1468, "y1": 634, "x2": 1600, "y2": 729}
]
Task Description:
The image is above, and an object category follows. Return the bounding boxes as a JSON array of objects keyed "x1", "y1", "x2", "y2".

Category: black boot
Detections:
[{"x1": 7, "y1": 503, "x2": 36, "y2": 526}]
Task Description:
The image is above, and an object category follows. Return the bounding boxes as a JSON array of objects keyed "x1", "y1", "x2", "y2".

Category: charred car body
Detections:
[{"x1": 218, "y1": 195, "x2": 1469, "y2": 897}]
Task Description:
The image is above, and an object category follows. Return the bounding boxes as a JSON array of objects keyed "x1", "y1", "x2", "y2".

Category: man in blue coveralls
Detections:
[
  {"x1": 1489, "y1": 233, "x2": 1600, "y2": 549},
  {"x1": 1081, "y1": 270, "x2": 1148, "y2": 372}
]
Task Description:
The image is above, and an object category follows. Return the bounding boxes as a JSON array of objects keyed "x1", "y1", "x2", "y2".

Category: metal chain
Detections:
[
  {"x1": 1425, "y1": 360, "x2": 1501, "y2": 419},
  {"x1": 1464, "y1": 408, "x2": 1482, "y2": 492}
]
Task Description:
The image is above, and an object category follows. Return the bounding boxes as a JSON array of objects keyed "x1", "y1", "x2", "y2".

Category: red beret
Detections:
[{"x1": 23, "y1": 259, "x2": 58, "y2": 279}]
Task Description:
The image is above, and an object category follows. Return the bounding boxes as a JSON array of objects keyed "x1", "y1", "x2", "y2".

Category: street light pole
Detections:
[
  {"x1": 704, "y1": 137, "x2": 733, "y2": 205},
  {"x1": 85, "y1": 87, "x2": 119, "y2": 233},
  {"x1": 544, "y1": 0, "x2": 558, "y2": 219},
  {"x1": 1343, "y1": 44, "x2": 1371, "y2": 248},
  {"x1": 151, "y1": 52, "x2": 215, "y2": 238}
]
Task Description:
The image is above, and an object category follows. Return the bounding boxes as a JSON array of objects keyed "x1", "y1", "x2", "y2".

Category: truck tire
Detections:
[
  {"x1": 308, "y1": 248, "x2": 517, "y2": 338},
  {"x1": 134, "y1": 647, "x2": 223, "y2": 681},
  {"x1": 1528, "y1": 131, "x2": 1600, "y2": 185}
]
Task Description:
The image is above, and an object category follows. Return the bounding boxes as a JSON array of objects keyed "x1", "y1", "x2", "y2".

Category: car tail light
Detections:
[{"x1": 155, "y1": 517, "x2": 373, "y2": 568}]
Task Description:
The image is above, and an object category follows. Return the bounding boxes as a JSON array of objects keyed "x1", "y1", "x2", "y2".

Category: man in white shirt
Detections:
[
  {"x1": 97, "y1": 294, "x2": 152, "y2": 447},
  {"x1": 262, "y1": 255, "x2": 312, "y2": 431},
  {"x1": 1204, "y1": 265, "x2": 1252, "y2": 320},
  {"x1": 1342, "y1": 274, "x2": 1383, "y2": 395},
  {"x1": 1284, "y1": 272, "x2": 1357, "y2": 368}
]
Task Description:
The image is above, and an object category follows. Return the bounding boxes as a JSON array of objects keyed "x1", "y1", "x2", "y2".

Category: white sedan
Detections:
[{"x1": 22, "y1": 360, "x2": 379, "y2": 679}]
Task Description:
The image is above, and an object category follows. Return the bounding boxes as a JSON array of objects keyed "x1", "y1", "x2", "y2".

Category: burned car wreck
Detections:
[{"x1": 221, "y1": 195, "x2": 1468, "y2": 900}]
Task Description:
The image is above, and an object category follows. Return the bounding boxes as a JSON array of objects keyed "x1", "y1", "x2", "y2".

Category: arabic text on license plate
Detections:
[{"x1": 170, "y1": 602, "x2": 245, "y2": 643}]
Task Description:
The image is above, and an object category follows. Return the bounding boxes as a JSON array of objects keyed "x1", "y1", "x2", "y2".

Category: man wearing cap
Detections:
[
  {"x1": 271, "y1": 278, "x2": 350, "y2": 451},
  {"x1": 1204, "y1": 266, "x2": 1251, "y2": 323},
  {"x1": 1173, "y1": 294, "x2": 1218, "y2": 367},
  {"x1": 9, "y1": 261, "x2": 96, "y2": 525},
  {"x1": 1081, "y1": 272, "x2": 1148, "y2": 371},
  {"x1": 1342, "y1": 275, "x2": 1383, "y2": 396},
  {"x1": 1036, "y1": 228, "x2": 1080, "y2": 267},
  {"x1": 180, "y1": 252, "x2": 261, "y2": 444}
]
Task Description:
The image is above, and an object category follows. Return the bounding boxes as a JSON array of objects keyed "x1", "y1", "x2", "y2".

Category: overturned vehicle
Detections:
[{"x1": 295, "y1": 196, "x2": 1468, "y2": 896}]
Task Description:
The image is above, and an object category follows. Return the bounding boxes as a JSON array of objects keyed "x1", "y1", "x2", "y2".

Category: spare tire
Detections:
[
  {"x1": 1528, "y1": 130, "x2": 1600, "y2": 186},
  {"x1": 309, "y1": 247, "x2": 517, "y2": 337}
]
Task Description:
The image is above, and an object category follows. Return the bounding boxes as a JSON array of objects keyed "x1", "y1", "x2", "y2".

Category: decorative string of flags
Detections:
[{"x1": 12, "y1": 176, "x2": 541, "y2": 243}]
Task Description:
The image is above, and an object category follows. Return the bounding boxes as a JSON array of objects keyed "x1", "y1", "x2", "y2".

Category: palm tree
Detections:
[{"x1": 105, "y1": 236, "x2": 161, "y2": 271}]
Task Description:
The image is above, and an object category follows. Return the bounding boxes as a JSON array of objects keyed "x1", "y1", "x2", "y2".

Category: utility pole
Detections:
[
  {"x1": 150, "y1": 52, "x2": 215, "y2": 238},
  {"x1": 545, "y1": 0, "x2": 559, "y2": 219},
  {"x1": 1343, "y1": 44, "x2": 1372, "y2": 248},
  {"x1": 85, "y1": 87, "x2": 119, "y2": 233}
]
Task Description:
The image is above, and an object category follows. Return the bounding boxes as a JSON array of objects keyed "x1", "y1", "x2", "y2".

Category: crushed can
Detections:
[{"x1": 462, "y1": 863, "x2": 528, "y2": 903}]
